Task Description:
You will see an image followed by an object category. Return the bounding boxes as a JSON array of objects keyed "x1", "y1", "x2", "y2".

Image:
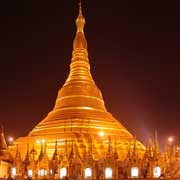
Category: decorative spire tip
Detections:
[{"x1": 78, "y1": 0, "x2": 82, "y2": 15}]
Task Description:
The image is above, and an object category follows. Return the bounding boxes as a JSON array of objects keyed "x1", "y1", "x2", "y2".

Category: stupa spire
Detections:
[
  {"x1": 24, "y1": 144, "x2": 31, "y2": 164},
  {"x1": 76, "y1": 0, "x2": 85, "y2": 32},
  {"x1": 69, "y1": 141, "x2": 75, "y2": 159},
  {"x1": 30, "y1": 144, "x2": 37, "y2": 160},
  {"x1": 52, "y1": 141, "x2": 59, "y2": 161},
  {"x1": 53, "y1": 1, "x2": 107, "y2": 113},
  {"x1": 0, "y1": 125, "x2": 13, "y2": 162},
  {"x1": 132, "y1": 136, "x2": 138, "y2": 157},
  {"x1": 15, "y1": 144, "x2": 21, "y2": 160},
  {"x1": 73, "y1": 0, "x2": 87, "y2": 50},
  {"x1": 154, "y1": 130, "x2": 159, "y2": 153},
  {"x1": 0, "y1": 124, "x2": 7, "y2": 150}
]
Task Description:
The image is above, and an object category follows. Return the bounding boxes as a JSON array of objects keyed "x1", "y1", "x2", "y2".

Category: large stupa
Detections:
[{"x1": 14, "y1": 3, "x2": 145, "y2": 160}]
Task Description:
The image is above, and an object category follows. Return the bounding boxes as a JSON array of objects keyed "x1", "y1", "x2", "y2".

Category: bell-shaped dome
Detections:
[{"x1": 15, "y1": 3, "x2": 145, "y2": 160}]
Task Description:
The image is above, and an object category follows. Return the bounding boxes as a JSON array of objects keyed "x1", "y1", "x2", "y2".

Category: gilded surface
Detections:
[{"x1": 14, "y1": 4, "x2": 145, "y2": 160}]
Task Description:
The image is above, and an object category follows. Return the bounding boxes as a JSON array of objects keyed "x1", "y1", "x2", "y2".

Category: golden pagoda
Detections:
[{"x1": 14, "y1": 2, "x2": 145, "y2": 162}]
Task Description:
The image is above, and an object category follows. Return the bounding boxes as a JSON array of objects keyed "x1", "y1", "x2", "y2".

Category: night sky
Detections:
[{"x1": 0, "y1": 1, "x2": 180, "y2": 148}]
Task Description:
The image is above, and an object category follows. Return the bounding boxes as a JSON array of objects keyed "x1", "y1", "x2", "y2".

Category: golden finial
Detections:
[
  {"x1": 76, "y1": 0, "x2": 85, "y2": 33},
  {"x1": 78, "y1": 0, "x2": 82, "y2": 16},
  {"x1": 73, "y1": 0, "x2": 87, "y2": 49}
]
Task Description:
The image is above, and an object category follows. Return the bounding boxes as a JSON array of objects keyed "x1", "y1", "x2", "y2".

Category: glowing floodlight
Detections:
[
  {"x1": 36, "y1": 139, "x2": 40, "y2": 144},
  {"x1": 60, "y1": 167, "x2": 67, "y2": 179},
  {"x1": 99, "y1": 131, "x2": 104, "y2": 137},
  {"x1": 168, "y1": 137, "x2": 173, "y2": 143},
  {"x1": 41, "y1": 139, "x2": 46, "y2": 143},
  {"x1": 131, "y1": 167, "x2": 138, "y2": 178},
  {"x1": 11, "y1": 167, "x2": 16, "y2": 177},
  {"x1": 153, "y1": 166, "x2": 161, "y2": 178},
  {"x1": 28, "y1": 169, "x2": 33, "y2": 177},
  {"x1": 105, "y1": 167, "x2": 112, "y2": 179},
  {"x1": 9, "y1": 137, "x2": 14, "y2": 143},
  {"x1": 38, "y1": 169, "x2": 47, "y2": 176},
  {"x1": 85, "y1": 167, "x2": 92, "y2": 179}
]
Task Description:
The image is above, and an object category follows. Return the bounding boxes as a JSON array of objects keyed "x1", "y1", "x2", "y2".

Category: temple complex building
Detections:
[{"x1": 2, "y1": 2, "x2": 180, "y2": 180}]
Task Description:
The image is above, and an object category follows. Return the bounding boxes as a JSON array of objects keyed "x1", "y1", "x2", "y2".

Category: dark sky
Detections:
[{"x1": 0, "y1": 1, "x2": 180, "y2": 148}]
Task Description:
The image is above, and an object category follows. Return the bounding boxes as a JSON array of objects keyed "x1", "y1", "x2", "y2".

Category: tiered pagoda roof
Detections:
[{"x1": 15, "y1": 2, "x2": 145, "y2": 160}]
